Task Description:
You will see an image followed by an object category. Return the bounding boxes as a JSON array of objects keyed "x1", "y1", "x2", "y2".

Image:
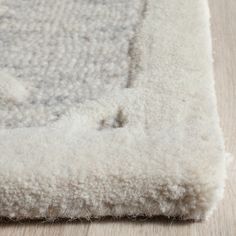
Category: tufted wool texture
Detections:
[
  {"x1": 0, "y1": 0, "x2": 230, "y2": 221},
  {"x1": 0, "y1": 0, "x2": 143, "y2": 128}
]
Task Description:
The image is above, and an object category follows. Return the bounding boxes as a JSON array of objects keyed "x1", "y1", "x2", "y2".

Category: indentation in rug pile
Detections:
[{"x1": 0, "y1": 0, "x2": 229, "y2": 220}]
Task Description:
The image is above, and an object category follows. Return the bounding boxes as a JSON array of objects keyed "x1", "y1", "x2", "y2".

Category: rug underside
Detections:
[{"x1": 0, "y1": 0, "x2": 228, "y2": 220}]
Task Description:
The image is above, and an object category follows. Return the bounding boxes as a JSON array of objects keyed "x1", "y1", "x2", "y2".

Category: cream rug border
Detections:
[{"x1": 0, "y1": 0, "x2": 229, "y2": 220}]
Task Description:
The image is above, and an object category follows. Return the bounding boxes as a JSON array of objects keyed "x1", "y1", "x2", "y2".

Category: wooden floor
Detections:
[{"x1": 0, "y1": 0, "x2": 235, "y2": 235}]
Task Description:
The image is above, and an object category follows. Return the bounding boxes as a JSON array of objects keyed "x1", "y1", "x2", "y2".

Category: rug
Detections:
[{"x1": 0, "y1": 0, "x2": 229, "y2": 220}]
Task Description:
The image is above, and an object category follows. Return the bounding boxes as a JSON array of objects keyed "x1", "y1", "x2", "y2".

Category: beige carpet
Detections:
[{"x1": 0, "y1": 0, "x2": 230, "y2": 221}]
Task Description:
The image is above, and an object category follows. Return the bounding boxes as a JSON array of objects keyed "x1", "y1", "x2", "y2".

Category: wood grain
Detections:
[{"x1": 0, "y1": 0, "x2": 235, "y2": 235}]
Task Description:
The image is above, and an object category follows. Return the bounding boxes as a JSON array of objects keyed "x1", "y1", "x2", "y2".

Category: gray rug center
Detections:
[{"x1": 0, "y1": 0, "x2": 143, "y2": 128}]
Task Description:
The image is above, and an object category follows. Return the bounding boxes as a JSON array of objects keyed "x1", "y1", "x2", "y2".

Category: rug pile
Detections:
[{"x1": 0, "y1": 0, "x2": 229, "y2": 220}]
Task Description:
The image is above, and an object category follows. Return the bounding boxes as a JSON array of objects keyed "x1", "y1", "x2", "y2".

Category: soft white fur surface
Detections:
[{"x1": 0, "y1": 0, "x2": 229, "y2": 220}]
